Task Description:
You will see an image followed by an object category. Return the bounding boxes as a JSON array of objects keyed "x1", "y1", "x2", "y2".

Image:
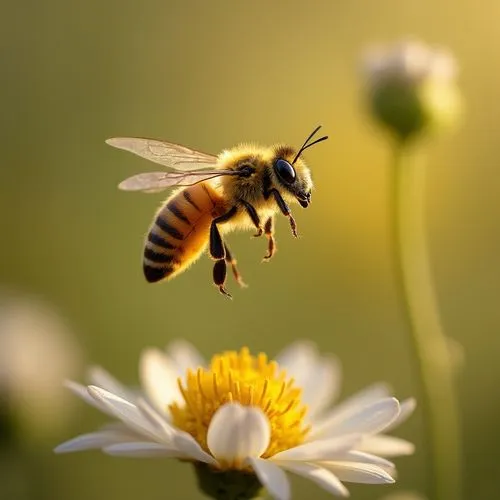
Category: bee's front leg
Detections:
[
  {"x1": 268, "y1": 189, "x2": 298, "y2": 238},
  {"x1": 240, "y1": 199, "x2": 263, "y2": 237}
]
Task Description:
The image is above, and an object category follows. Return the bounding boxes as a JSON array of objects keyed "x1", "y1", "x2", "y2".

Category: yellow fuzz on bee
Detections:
[{"x1": 169, "y1": 347, "x2": 310, "y2": 463}]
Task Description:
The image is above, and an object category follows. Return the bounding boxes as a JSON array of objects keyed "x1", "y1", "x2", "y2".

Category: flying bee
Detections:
[{"x1": 107, "y1": 126, "x2": 328, "y2": 298}]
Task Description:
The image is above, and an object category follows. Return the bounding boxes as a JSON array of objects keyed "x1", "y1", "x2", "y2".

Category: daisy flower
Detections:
[
  {"x1": 0, "y1": 291, "x2": 82, "y2": 440},
  {"x1": 55, "y1": 341, "x2": 415, "y2": 500}
]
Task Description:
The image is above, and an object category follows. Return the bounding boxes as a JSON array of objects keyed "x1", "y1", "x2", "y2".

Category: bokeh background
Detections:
[{"x1": 1, "y1": 1, "x2": 499, "y2": 499}]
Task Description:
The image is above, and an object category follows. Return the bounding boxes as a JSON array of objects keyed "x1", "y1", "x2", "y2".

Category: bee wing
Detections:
[
  {"x1": 118, "y1": 170, "x2": 239, "y2": 193},
  {"x1": 106, "y1": 137, "x2": 218, "y2": 170}
]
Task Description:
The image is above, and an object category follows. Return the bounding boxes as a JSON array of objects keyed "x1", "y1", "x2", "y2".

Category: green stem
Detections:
[
  {"x1": 390, "y1": 143, "x2": 462, "y2": 500},
  {"x1": 193, "y1": 463, "x2": 264, "y2": 500}
]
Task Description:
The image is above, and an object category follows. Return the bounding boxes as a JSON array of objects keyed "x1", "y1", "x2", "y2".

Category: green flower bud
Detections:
[
  {"x1": 193, "y1": 463, "x2": 264, "y2": 500},
  {"x1": 363, "y1": 39, "x2": 462, "y2": 141}
]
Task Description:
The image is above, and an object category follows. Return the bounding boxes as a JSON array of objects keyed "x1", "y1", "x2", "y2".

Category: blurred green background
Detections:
[{"x1": 1, "y1": 0, "x2": 499, "y2": 499}]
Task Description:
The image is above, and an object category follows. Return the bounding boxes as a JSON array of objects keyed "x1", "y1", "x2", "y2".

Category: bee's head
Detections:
[{"x1": 272, "y1": 126, "x2": 328, "y2": 208}]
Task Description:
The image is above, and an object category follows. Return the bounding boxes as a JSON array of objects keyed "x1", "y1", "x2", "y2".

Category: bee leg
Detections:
[
  {"x1": 210, "y1": 206, "x2": 238, "y2": 259},
  {"x1": 263, "y1": 217, "x2": 276, "y2": 261},
  {"x1": 270, "y1": 189, "x2": 298, "y2": 238},
  {"x1": 224, "y1": 243, "x2": 247, "y2": 288},
  {"x1": 210, "y1": 207, "x2": 238, "y2": 298},
  {"x1": 213, "y1": 259, "x2": 232, "y2": 299},
  {"x1": 240, "y1": 199, "x2": 263, "y2": 237}
]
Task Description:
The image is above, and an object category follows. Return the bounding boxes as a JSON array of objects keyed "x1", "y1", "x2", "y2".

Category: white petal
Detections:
[
  {"x1": 173, "y1": 431, "x2": 218, "y2": 466},
  {"x1": 303, "y1": 357, "x2": 341, "y2": 420},
  {"x1": 54, "y1": 428, "x2": 141, "y2": 453},
  {"x1": 207, "y1": 403, "x2": 270, "y2": 462},
  {"x1": 275, "y1": 340, "x2": 314, "y2": 371},
  {"x1": 139, "y1": 348, "x2": 183, "y2": 412},
  {"x1": 383, "y1": 398, "x2": 416, "y2": 432},
  {"x1": 278, "y1": 462, "x2": 349, "y2": 497},
  {"x1": 322, "y1": 461, "x2": 395, "y2": 484},
  {"x1": 327, "y1": 450, "x2": 395, "y2": 468},
  {"x1": 166, "y1": 339, "x2": 205, "y2": 374},
  {"x1": 104, "y1": 442, "x2": 180, "y2": 458},
  {"x1": 87, "y1": 386, "x2": 162, "y2": 441},
  {"x1": 311, "y1": 398, "x2": 400, "y2": 439},
  {"x1": 247, "y1": 457, "x2": 291, "y2": 500},
  {"x1": 358, "y1": 435, "x2": 415, "y2": 456},
  {"x1": 87, "y1": 366, "x2": 135, "y2": 401},
  {"x1": 333, "y1": 382, "x2": 392, "y2": 409},
  {"x1": 136, "y1": 398, "x2": 176, "y2": 440},
  {"x1": 311, "y1": 383, "x2": 391, "y2": 438},
  {"x1": 271, "y1": 434, "x2": 360, "y2": 462},
  {"x1": 65, "y1": 380, "x2": 107, "y2": 412},
  {"x1": 276, "y1": 341, "x2": 342, "y2": 418}
]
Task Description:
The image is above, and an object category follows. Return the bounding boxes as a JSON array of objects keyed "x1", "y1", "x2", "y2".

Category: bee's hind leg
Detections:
[
  {"x1": 224, "y1": 243, "x2": 247, "y2": 288},
  {"x1": 210, "y1": 206, "x2": 238, "y2": 298},
  {"x1": 263, "y1": 217, "x2": 276, "y2": 262},
  {"x1": 213, "y1": 259, "x2": 232, "y2": 298}
]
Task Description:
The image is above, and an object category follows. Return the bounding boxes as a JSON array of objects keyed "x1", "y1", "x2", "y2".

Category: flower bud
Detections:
[{"x1": 363, "y1": 39, "x2": 462, "y2": 141}]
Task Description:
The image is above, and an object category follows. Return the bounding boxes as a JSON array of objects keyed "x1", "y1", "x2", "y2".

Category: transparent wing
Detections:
[
  {"x1": 106, "y1": 137, "x2": 218, "y2": 171},
  {"x1": 118, "y1": 170, "x2": 239, "y2": 193}
]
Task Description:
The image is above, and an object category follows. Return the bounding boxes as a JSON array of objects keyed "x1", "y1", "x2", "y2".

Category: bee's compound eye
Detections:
[{"x1": 274, "y1": 158, "x2": 296, "y2": 184}]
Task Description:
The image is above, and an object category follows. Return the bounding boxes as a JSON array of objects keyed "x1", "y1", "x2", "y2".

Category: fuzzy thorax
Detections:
[{"x1": 215, "y1": 144, "x2": 313, "y2": 212}]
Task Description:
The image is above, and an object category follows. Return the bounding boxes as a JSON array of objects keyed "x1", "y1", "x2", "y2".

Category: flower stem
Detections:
[
  {"x1": 193, "y1": 463, "x2": 264, "y2": 500},
  {"x1": 390, "y1": 142, "x2": 462, "y2": 500}
]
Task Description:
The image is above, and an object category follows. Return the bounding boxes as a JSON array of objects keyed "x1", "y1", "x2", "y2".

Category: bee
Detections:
[{"x1": 107, "y1": 126, "x2": 328, "y2": 298}]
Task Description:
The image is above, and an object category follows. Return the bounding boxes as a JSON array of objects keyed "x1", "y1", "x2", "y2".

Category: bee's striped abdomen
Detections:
[{"x1": 143, "y1": 183, "x2": 225, "y2": 283}]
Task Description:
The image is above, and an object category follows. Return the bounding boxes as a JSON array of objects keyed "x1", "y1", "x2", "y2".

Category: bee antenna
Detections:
[{"x1": 292, "y1": 125, "x2": 329, "y2": 164}]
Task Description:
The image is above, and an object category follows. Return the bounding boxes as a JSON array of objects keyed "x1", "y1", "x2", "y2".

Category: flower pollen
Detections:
[{"x1": 169, "y1": 347, "x2": 310, "y2": 459}]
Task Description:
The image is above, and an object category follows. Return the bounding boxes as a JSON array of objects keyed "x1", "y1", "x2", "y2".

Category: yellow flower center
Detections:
[{"x1": 169, "y1": 347, "x2": 310, "y2": 461}]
